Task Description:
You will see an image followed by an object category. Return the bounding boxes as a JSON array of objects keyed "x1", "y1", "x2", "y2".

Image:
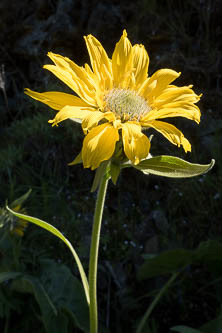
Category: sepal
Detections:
[
  {"x1": 110, "y1": 161, "x2": 121, "y2": 185},
  {"x1": 68, "y1": 152, "x2": 82, "y2": 166},
  {"x1": 91, "y1": 160, "x2": 110, "y2": 192}
]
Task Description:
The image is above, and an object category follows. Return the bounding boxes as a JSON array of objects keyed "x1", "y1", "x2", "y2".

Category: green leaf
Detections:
[
  {"x1": 38, "y1": 259, "x2": 89, "y2": 332},
  {"x1": 6, "y1": 206, "x2": 90, "y2": 306},
  {"x1": 10, "y1": 260, "x2": 90, "y2": 333},
  {"x1": 0, "y1": 271, "x2": 21, "y2": 283},
  {"x1": 9, "y1": 189, "x2": 32, "y2": 209},
  {"x1": 201, "y1": 315, "x2": 222, "y2": 333},
  {"x1": 171, "y1": 325, "x2": 203, "y2": 333},
  {"x1": 134, "y1": 156, "x2": 215, "y2": 178},
  {"x1": 12, "y1": 275, "x2": 68, "y2": 333},
  {"x1": 138, "y1": 249, "x2": 193, "y2": 280},
  {"x1": 12, "y1": 275, "x2": 58, "y2": 315},
  {"x1": 194, "y1": 240, "x2": 222, "y2": 263},
  {"x1": 138, "y1": 240, "x2": 222, "y2": 280}
]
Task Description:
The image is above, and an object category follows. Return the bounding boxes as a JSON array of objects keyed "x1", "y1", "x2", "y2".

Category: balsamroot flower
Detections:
[
  {"x1": 0, "y1": 205, "x2": 28, "y2": 237},
  {"x1": 25, "y1": 30, "x2": 201, "y2": 170}
]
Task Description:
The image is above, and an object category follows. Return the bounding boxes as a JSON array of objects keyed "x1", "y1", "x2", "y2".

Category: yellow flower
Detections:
[
  {"x1": 25, "y1": 30, "x2": 201, "y2": 170},
  {"x1": 11, "y1": 205, "x2": 28, "y2": 237}
]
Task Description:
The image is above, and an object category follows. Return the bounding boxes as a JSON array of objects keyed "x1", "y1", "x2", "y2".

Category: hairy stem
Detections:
[{"x1": 89, "y1": 169, "x2": 109, "y2": 333}]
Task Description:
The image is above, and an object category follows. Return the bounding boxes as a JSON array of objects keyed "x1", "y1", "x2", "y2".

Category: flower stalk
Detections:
[
  {"x1": 88, "y1": 166, "x2": 109, "y2": 333},
  {"x1": 20, "y1": 29, "x2": 215, "y2": 333}
]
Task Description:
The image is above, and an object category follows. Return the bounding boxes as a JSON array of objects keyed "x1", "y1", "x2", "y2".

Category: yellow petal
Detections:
[
  {"x1": 141, "y1": 104, "x2": 201, "y2": 124},
  {"x1": 84, "y1": 34, "x2": 113, "y2": 90},
  {"x1": 47, "y1": 52, "x2": 71, "y2": 69},
  {"x1": 45, "y1": 52, "x2": 100, "y2": 106},
  {"x1": 104, "y1": 112, "x2": 116, "y2": 123},
  {"x1": 112, "y1": 30, "x2": 133, "y2": 88},
  {"x1": 18, "y1": 219, "x2": 28, "y2": 227},
  {"x1": 154, "y1": 86, "x2": 201, "y2": 107},
  {"x1": 48, "y1": 105, "x2": 95, "y2": 126},
  {"x1": 44, "y1": 64, "x2": 97, "y2": 107},
  {"x1": 142, "y1": 69, "x2": 181, "y2": 101},
  {"x1": 121, "y1": 122, "x2": 150, "y2": 164},
  {"x1": 13, "y1": 228, "x2": 24, "y2": 237},
  {"x1": 43, "y1": 63, "x2": 74, "y2": 90},
  {"x1": 24, "y1": 89, "x2": 89, "y2": 110},
  {"x1": 82, "y1": 111, "x2": 116, "y2": 134},
  {"x1": 132, "y1": 44, "x2": 149, "y2": 88},
  {"x1": 148, "y1": 120, "x2": 191, "y2": 152},
  {"x1": 13, "y1": 205, "x2": 21, "y2": 211},
  {"x1": 82, "y1": 123, "x2": 119, "y2": 170},
  {"x1": 81, "y1": 111, "x2": 106, "y2": 134},
  {"x1": 47, "y1": 52, "x2": 95, "y2": 89}
]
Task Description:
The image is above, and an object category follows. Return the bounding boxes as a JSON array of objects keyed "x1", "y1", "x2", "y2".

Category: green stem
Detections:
[
  {"x1": 136, "y1": 271, "x2": 179, "y2": 333},
  {"x1": 89, "y1": 168, "x2": 109, "y2": 333}
]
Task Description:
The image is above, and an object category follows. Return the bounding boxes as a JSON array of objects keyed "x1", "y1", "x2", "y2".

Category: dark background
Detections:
[{"x1": 0, "y1": 0, "x2": 222, "y2": 332}]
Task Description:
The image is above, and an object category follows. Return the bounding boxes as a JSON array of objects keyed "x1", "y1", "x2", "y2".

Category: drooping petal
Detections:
[
  {"x1": 121, "y1": 122, "x2": 150, "y2": 164},
  {"x1": 82, "y1": 123, "x2": 119, "y2": 170},
  {"x1": 84, "y1": 34, "x2": 113, "y2": 90},
  {"x1": 112, "y1": 30, "x2": 133, "y2": 88},
  {"x1": 141, "y1": 104, "x2": 201, "y2": 124},
  {"x1": 48, "y1": 105, "x2": 96, "y2": 126},
  {"x1": 131, "y1": 44, "x2": 149, "y2": 88},
  {"x1": 141, "y1": 69, "x2": 181, "y2": 101},
  {"x1": 148, "y1": 120, "x2": 191, "y2": 152},
  {"x1": 24, "y1": 89, "x2": 90, "y2": 110},
  {"x1": 154, "y1": 86, "x2": 201, "y2": 107}
]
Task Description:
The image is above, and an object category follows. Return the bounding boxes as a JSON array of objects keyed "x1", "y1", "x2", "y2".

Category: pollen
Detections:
[{"x1": 104, "y1": 88, "x2": 151, "y2": 121}]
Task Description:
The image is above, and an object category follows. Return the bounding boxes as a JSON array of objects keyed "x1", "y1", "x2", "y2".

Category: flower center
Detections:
[{"x1": 104, "y1": 88, "x2": 150, "y2": 121}]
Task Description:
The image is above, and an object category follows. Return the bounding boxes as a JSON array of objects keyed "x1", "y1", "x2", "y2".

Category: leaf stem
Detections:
[
  {"x1": 136, "y1": 271, "x2": 179, "y2": 333},
  {"x1": 88, "y1": 168, "x2": 109, "y2": 333},
  {"x1": 7, "y1": 206, "x2": 90, "y2": 305}
]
